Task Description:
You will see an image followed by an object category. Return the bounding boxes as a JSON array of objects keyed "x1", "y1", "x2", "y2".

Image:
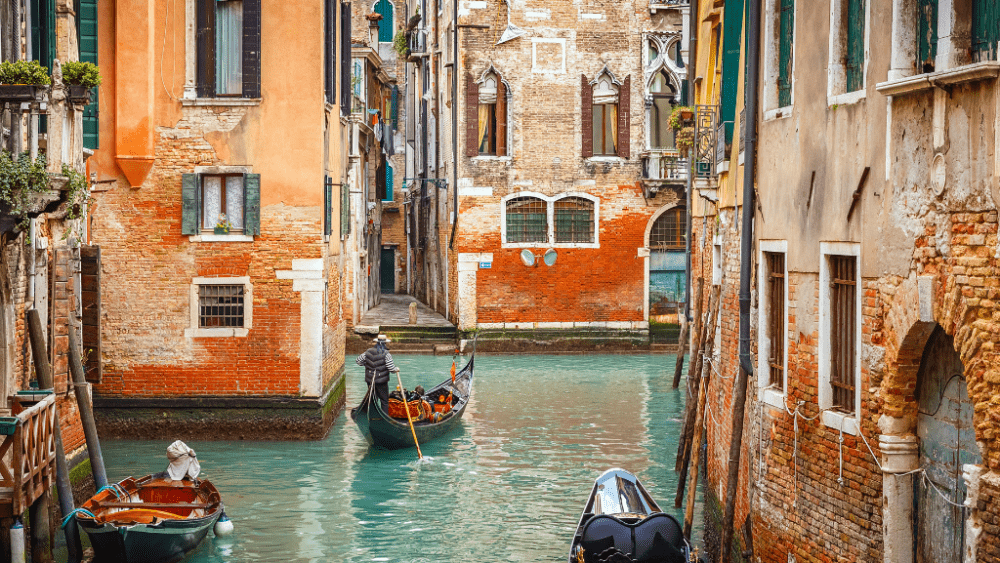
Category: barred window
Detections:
[
  {"x1": 554, "y1": 197, "x2": 594, "y2": 243},
  {"x1": 506, "y1": 197, "x2": 548, "y2": 243},
  {"x1": 199, "y1": 285, "x2": 245, "y2": 328},
  {"x1": 765, "y1": 252, "x2": 786, "y2": 389},
  {"x1": 650, "y1": 208, "x2": 686, "y2": 250},
  {"x1": 829, "y1": 255, "x2": 857, "y2": 414}
]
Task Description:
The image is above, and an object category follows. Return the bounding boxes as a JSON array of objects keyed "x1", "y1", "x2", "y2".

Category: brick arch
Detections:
[{"x1": 643, "y1": 202, "x2": 683, "y2": 248}]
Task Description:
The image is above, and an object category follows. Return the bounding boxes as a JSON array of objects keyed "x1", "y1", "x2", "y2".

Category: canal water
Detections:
[{"x1": 101, "y1": 354, "x2": 703, "y2": 562}]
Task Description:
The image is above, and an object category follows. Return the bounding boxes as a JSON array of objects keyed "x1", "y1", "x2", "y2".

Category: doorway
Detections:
[
  {"x1": 380, "y1": 247, "x2": 395, "y2": 294},
  {"x1": 914, "y1": 326, "x2": 981, "y2": 563}
]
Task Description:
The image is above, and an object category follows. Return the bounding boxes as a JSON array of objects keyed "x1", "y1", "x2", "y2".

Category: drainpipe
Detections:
[
  {"x1": 27, "y1": 219, "x2": 35, "y2": 305},
  {"x1": 684, "y1": 0, "x2": 697, "y2": 324},
  {"x1": 450, "y1": 0, "x2": 459, "y2": 324},
  {"x1": 720, "y1": 0, "x2": 760, "y2": 561}
]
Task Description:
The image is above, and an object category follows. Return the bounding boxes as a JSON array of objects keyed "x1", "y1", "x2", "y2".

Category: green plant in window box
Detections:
[
  {"x1": 668, "y1": 106, "x2": 695, "y2": 131},
  {"x1": 61, "y1": 61, "x2": 101, "y2": 105},
  {"x1": 0, "y1": 60, "x2": 51, "y2": 102},
  {"x1": 676, "y1": 126, "x2": 695, "y2": 157},
  {"x1": 393, "y1": 31, "x2": 411, "y2": 58},
  {"x1": 0, "y1": 151, "x2": 53, "y2": 235},
  {"x1": 214, "y1": 214, "x2": 232, "y2": 235},
  {"x1": 60, "y1": 164, "x2": 93, "y2": 243}
]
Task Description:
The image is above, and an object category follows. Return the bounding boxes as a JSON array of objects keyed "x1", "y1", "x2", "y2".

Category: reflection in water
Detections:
[{"x1": 100, "y1": 354, "x2": 702, "y2": 562}]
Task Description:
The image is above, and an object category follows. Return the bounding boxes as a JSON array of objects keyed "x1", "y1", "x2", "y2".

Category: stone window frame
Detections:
[
  {"x1": 187, "y1": 165, "x2": 256, "y2": 243},
  {"x1": 818, "y1": 241, "x2": 862, "y2": 435},
  {"x1": 763, "y1": 0, "x2": 796, "y2": 119},
  {"x1": 471, "y1": 66, "x2": 513, "y2": 160},
  {"x1": 757, "y1": 240, "x2": 788, "y2": 409},
  {"x1": 500, "y1": 191, "x2": 600, "y2": 250},
  {"x1": 591, "y1": 69, "x2": 622, "y2": 157},
  {"x1": 643, "y1": 33, "x2": 685, "y2": 151},
  {"x1": 827, "y1": 0, "x2": 871, "y2": 106},
  {"x1": 185, "y1": 277, "x2": 253, "y2": 338}
]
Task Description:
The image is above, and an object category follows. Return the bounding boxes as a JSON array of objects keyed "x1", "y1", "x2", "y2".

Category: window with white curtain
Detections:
[{"x1": 215, "y1": 0, "x2": 244, "y2": 95}]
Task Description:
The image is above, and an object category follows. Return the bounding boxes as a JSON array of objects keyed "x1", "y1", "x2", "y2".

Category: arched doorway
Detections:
[
  {"x1": 646, "y1": 206, "x2": 686, "y2": 321},
  {"x1": 914, "y1": 326, "x2": 981, "y2": 562}
]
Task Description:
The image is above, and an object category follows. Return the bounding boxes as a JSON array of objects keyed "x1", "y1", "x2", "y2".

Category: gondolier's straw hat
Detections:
[{"x1": 373, "y1": 334, "x2": 392, "y2": 343}]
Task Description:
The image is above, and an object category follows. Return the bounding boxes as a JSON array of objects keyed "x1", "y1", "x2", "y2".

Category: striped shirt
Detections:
[{"x1": 355, "y1": 350, "x2": 398, "y2": 372}]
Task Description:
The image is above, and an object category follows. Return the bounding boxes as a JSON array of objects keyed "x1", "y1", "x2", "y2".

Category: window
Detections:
[
  {"x1": 199, "y1": 285, "x2": 245, "y2": 328},
  {"x1": 765, "y1": 251, "x2": 785, "y2": 389},
  {"x1": 340, "y1": 182, "x2": 351, "y2": 239},
  {"x1": 649, "y1": 70, "x2": 677, "y2": 150},
  {"x1": 845, "y1": 0, "x2": 865, "y2": 92},
  {"x1": 196, "y1": 0, "x2": 260, "y2": 98},
  {"x1": 506, "y1": 197, "x2": 547, "y2": 243},
  {"x1": 340, "y1": 2, "x2": 352, "y2": 116},
  {"x1": 778, "y1": 0, "x2": 794, "y2": 107},
  {"x1": 181, "y1": 172, "x2": 260, "y2": 236},
  {"x1": 554, "y1": 198, "x2": 594, "y2": 243},
  {"x1": 77, "y1": 0, "x2": 99, "y2": 148},
  {"x1": 917, "y1": 0, "x2": 938, "y2": 72},
  {"x1": 829, "y1": 0, "x2": 866, "y2": 99},
  {"x1": 592, "y1": 75, "x2": 619, "y2": 156},
  {"x1": 828, "y1": 254, "x2": 857, "y2": 414},
  {"x1": 374, "y1": 0, "x2": 394, "y2": 43},
  {"x1": 649, "y1": 208, "x2": 686, "y2": 250},
  {"x1": 325, "y1": 0, "x2": 337, "y2": 104},
  {"x1": 466, "y1": 69, "x2": 509, "y2": 157},
  {"x1": 972, "y1": 0, "x2": 1000, "y2": 61}
]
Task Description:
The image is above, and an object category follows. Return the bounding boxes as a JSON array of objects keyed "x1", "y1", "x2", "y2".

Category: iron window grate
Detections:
[
  {"x1": 507, "y1": 197, "x2": 548, "y2": 243},
  {"x1": 829, "y1": 255, "x2": 856, "y2": 414},
  {"x1": 650, "y1": 208, "x2": 686, "y2": 250},
  {"x1": 199, "y1": 285, "x2": 245, "y2": 328},
  {"x1": 766, "y1": 252, "x2": 785, "y2": 389},
  {"x1": 555, "y1": 198, "x2": 594, "y2": 243}
]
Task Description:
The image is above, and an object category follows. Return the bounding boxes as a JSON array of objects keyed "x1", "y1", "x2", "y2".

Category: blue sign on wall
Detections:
[{"x1": 480, "y1": 262, "x2": 492, "y2": 269}]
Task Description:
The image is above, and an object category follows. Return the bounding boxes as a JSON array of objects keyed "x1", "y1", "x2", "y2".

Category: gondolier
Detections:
[{"x1": 357, "y1": 334, "x2": 399, "y2": 404}]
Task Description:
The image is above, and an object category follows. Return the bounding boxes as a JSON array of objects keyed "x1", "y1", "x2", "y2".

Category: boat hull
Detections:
[
  {"x1": 351, "y1": 356, "x2": 473, "y2": 450},
  {"x1": 80, "y1": 512, "x2": 220, "y2": 563}
]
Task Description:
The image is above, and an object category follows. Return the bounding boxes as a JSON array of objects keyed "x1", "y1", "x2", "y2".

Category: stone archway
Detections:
[{"x1": 643, "y1": 203, "x2": 686, "y2": 325}]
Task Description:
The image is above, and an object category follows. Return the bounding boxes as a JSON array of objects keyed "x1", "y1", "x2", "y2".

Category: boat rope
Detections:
[{"x1": 61, "y1": 508, "x2": 95, "y2": 528}]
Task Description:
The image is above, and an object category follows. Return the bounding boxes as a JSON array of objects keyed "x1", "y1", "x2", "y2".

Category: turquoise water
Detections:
[{"x1": 100, "y1": 354, "x2": 702, "y2": 562}]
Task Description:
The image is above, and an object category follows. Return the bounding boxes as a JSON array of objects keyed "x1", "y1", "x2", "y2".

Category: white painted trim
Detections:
[
  {"x1": 188, "y1": 234, "x2": 255, "y2": 243},
  {"x1": 757, "y1": 240, "x2": 788, "y2": 410},
  {"x1": 818, "y1": 241, "x2": 862, "y2": 433},
  {"x1": 181, "y1": 98, "x2": 262, "y2": 107},
  {"x1": 586, "y1": 156, "x2": 625, "y2": 163},
  {"x1": 186, "y1": 277, "x2": 254, "y2": 338},
  {"x1": 763, "y1": 106, "x2": 792, "y2": 122},
  {"x1": 470, "y1": 156, "x2": 513, "y2": 163},
  {"x1": 823, "y1": 410, "x2": 859, "y2": 436},
  {"x1": 500, "y1": 191, "x2": 601, "y2": 249},
  {"x1": 828, "y1": 90, "x2": 867, "y2": 108}
]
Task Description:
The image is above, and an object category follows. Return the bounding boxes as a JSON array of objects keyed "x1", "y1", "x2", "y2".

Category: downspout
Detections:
[
  {"x1": 450, "y1": 0, "x2": 459, "y2": 323},
  {"x1": 720, "y1": 0, "x2": 760, "y2": 561},
  {"x1": 684, "y1": 0, "x2": 697, "y2": 323}
]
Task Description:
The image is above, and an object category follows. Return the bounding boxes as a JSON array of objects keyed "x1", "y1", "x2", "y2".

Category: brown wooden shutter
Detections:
[
  {"x1": 618, "y1": 75, "x2": 630, "y2": 159},
  {"x1": 581, "y1": 75, "x2": 593, "y2": 158},
  {"x1": 465, "y1": 74, "x2": 480, "y2": 157},
  {"x1": 341, "y1": 2, "x2": 352, "y2": 116},
  {"x1": 325, "y1": 0, "x2": 335, "y2": 104},
  {"x1": 496, "y1": 79, "x2": 507, "y2": 157},
  {"x1": 80, "y1": 245, "x2": 101, "y2": 383},
  {"x1": 196, "y1": 0, "x2": 216, "y2": 98},
  {"x1": 242, "y1": 0, "x2": 261, "y2": 98}
]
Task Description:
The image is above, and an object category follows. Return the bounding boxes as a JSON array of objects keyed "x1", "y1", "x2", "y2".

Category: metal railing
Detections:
[
  {"x1": 650, "y1": 0, "x2": 689, "y2": 5},
  {"x1": 693, "y1": 104, "x2": 720, "y2": 178},
  {"x1": 642, "y1": 151, "x2": 689, "y2": 183}
]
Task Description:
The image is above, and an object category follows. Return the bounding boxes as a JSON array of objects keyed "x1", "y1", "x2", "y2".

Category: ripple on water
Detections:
[{"x1": 100, "y1": 354, "x2": 703, "y2": 563}]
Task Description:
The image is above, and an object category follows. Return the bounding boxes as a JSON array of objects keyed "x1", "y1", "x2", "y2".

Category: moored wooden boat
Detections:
[
  {"x1": 569, "y1": 469, "x2": 691, "y2": 563},
  {"x1": 351, "y1": 352, "x2": 474, "y2": 450},
  {"x1": 75, "y1": 473, "x2": 224, "y2": 563}
]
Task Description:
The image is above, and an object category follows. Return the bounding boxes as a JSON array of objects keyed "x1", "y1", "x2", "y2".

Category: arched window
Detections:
[
  {"x1": 554, "y1": 197, "x2": 595, "y2": 243},
  {"x1": 592, "y1": 74, "x2": 619, "y2": 156},
  {"x1": 478, "y1": 71, "x2": 508, "y2": 156},
  {"x1": 374, "y1": 0, "x2": 394, "y2": 43},
  {"x1": 650, "y1": 70, "x2": 677, "y2": 149},
  {"x1": 650, "y1": 208, "x2": 686, "y2": 250},
  {"x1": 506, "y1": 197, "x2": 547, "y2": 243}
]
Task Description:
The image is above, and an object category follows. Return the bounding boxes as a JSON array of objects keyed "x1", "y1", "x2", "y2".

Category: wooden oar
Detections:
[{"x1": 395, "y1": 371, "x2": 423, "y2": 459}]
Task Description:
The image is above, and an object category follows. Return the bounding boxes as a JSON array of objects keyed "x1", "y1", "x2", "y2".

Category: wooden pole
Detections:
[
  {"x1": 28, "y1": 309, "x2": 83, "y2": 563},
  {"x1": 25, "y1": 310, "x2": 54, "y2": 563},
  {"x1": 68, "y1": 329, "x2": 107, "y2": 490},
  {"x1": 671, "y1": 316, "x2": 688, "y2": 389},
  {"x1": 395, "y1": 371, "x2": 423, "y2": 459},
  {"x1": 684, "y1": 289, "x2": 721, "y2": 538},
  {"x1": 675, "y1": 278, "x2": 706, "y2": 471}
]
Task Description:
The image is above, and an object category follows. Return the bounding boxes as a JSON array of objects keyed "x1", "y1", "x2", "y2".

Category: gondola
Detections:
[
  {"x1": 350, "y1": 351, "x2": 474, "y2": 450},
  {"x1": 75, "y1": 473, "x2": 225, "y2": 563},
  {"x1": 569, "y1": 469, "x2": 692, "y2": 563}
]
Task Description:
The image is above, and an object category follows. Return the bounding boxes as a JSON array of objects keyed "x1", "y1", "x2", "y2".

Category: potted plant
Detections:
[
  {"x1": 676, "y1": 126, "x2": 695, "y2": 157},
  {"x1": 0, "y1": 151, "x2": 52, "y2": 234},
  {"x1": 668, "y1": 106, "x2": 695, "y2": 131},
  {"x1": 393, "y1": 31, "x2": 411, "y2": 58},
  {"x1": 0, "y1": 60, "x2": 51, "y2": 102},
  {"x1": 214, "y1": 214, "x2": 232, "y2": 235},
  {"x1": 61, "y1": 61, "x2": 101, "y2": 104}
]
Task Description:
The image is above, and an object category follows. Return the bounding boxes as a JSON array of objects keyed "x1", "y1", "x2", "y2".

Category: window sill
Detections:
[
  {"x1": 828, "y1": 90, "x2": 866, "y2": 107},
  {"x1": 182, "y1": 98, "x2": 262, "y2": 107},
  {"x1": 471, "y1": 156, "x2": 513, "y2": 163},
  {"x1": 821, "y1": 409, "x2": 859, "y2": 436},
  {"x1": 501, "y1": 241, "x2": 600, "y2": 249},
  {"x1": 587, "y1": 156, "x2": 625, "y2": 163},
  {"x1": 876, "y1": 61, "x2": 1000, "y2": 97},
  {"x1": 763, "y1": 106, "x2": 792, "y2": 122},
  {"x1": 184, "y1": 327, "x2": 249, "y2": 338},
  {"x1": 189, "y1": 234, "x2": 255, "y2": 242},
  {"x1": 759, "y1": 387, "x2": 785, "y2": 410}
]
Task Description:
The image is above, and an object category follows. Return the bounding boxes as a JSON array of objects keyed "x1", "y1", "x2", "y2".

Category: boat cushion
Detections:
[{"x1": 580, "y1": 513, "x2": 686, "y2": 563}]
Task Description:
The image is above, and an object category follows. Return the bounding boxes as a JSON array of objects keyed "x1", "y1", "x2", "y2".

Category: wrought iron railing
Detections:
[
  {"x1": 694, "y1": 104, "x2": 719, "y2": 178},
  {"x1": 650, "y1": 0, "x2": 689, "y2": 5}
]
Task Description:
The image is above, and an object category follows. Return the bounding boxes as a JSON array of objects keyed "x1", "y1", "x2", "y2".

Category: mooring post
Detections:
[
  {"x1": 27, "y1": 310, "x2": 82, "y2": 563},
  {"x1": 25, "y1": 309, "x2": 55, "y2": 563},
  {"x1": 68, "y1": 329, "x2": 108, "y2": 490}
]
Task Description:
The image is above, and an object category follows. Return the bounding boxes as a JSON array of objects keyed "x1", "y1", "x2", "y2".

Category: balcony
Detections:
[
  {"x1": 650, "y1": 0, "x2": 689, "y2": 12},
  {"x1": 641, "y1": 150, "x2": 688, "y2": 196}
]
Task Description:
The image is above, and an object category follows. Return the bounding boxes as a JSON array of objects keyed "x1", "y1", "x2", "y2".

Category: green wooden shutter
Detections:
[
  {"x1": 778, "y1": 0, "x2": 794, "y2": 107},
  {"x1": 720, "y1": 0, "x2": 745, "y2": 146},
  {"x1": 972, "y1": 0, "x2": 1000, "y2": 61},
  {"x1": 385, "y1": 165, "x2": 393, "y2": 202},
  {"x1": 917, "y1": 0, "x2": 938, "y2": 72},
  {"x1": 324, "y1": 176, "x2": 332, "y2": 237},
  {"x1": 77, "y1": 0, "x2": 99, "y2": 149},
  {"x1": 244, "y1": 174, "x2": 261, "y2": 235},
  {"x1": 181, "y1": 174, "x2": 200, "y2": 235},
  {"x1": 340, "y1": 183, "x2": 350, "y2": 238},
  {"x1": 846, "y1": 0, "x2": 865, "y2": 92},
  {"x1": 391, "y1": 86, "x2": 399, "y2": 128},
  {"x1": 375, "y1": 0, "x2": 394, "y2": 43}
]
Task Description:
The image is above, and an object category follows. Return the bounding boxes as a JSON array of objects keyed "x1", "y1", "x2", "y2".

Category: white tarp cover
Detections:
[{"x1": 166, "y1": 440, "x2": 201, "y2": 480}]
